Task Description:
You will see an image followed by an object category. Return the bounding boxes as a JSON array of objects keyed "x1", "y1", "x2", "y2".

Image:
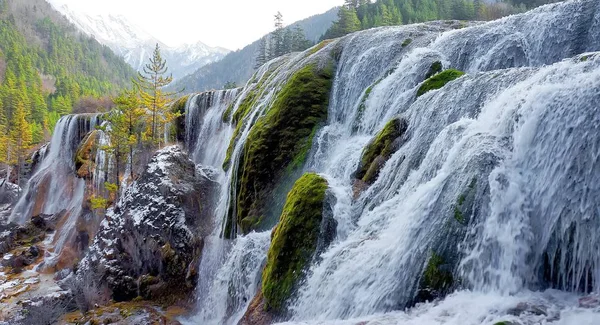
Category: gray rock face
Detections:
[{"x1": 71, "y1": 146, "x2": 218, "y2": 304}]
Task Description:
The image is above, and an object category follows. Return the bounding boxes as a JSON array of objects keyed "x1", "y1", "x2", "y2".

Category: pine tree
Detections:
[
  {"x1": 272, "y1": 12, "x2": 285, "y2": 58},
  {"x1": 255, "y1": 36, "x2": 269, "y2": 69},
  {"x1": 134, "y1": 43, "x2": 177, "y2": 147},
  {"x1": 337, "y1": 5, "x2": 362, "y2": 35}
]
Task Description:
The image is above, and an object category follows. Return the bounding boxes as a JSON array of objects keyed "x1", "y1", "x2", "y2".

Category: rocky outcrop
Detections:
[
  {"x1": 75, "y1": 130, "x2": 99, "y2": 179},
  {"x1": 70, "y1": 146, "x2": 218, "y2": 306},
  {"x1": 0, "y1": 182, "x2": 20, "y2": 223},
  {"x1": 242, "y1": 173, "x2": 333, "y2": 320},
  {"x1": 353, "y1": 118, "x2": 408, "y2": 198},
  {"x1": 229, "y1": 62, "x2": 334, "y2": 235}
]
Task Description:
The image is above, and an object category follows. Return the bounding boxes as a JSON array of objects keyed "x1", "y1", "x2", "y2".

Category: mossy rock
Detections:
[
  {"x1": 356, "y1": 118, "x2": 408, "y2": 184},
  {"x1": 415, "y1": 252, "x2": 454, "y2": 303},
  {"x1": 425, "y1": 61, "x2": 443, "y2": 79},
  {"x1": 171, "y1": 95, "x2": 189, "y2": 115},
  {"x1": 222, "y1": 102, "x2": 235, "y2": 123},
  {"x1": 416, "y1": 69, "x2": 465, "y2": 97},
  {"x1": 453, "y1": 178, "x2": 477, "y2": 225},
  {"x1": 261, "y1": 173, "x2": 328, "y2": 312},
  {"x1": 223, "y1": 70, "x2": 275, "y2": 170},
  {"x1": 233, "y1": 63, "x2": 333, "y2": 234},
  {"x1": 75, "y1": 130, "x2": 98, "y2": 179}
]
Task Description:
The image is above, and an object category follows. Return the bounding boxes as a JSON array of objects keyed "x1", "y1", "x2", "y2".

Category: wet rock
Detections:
[
  {"x1": 579, "y1": 295, "x2": 600, "y2": 308},
  {"x1": 0, "y1": 215, "x2": 52, "y2": 256},
  {"x1": 71, "y1": 146, "x2": 218, "y2": 306},
  {"x1": 238, "y1": 291, "x2": 273, "y2": 325},
  {"x1": 507, "y1": 302, "x2": 548, "y2": 316}
]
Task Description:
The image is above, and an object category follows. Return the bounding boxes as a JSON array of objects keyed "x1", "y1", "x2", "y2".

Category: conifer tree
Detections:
[
  {"x1": 272, "y1": 12, "x2": 285, "y2": 58},
  {"x1": 337, "y1": 5, "x2": 361, "y2": 35},
  {"x1": 255, "y1": 36, "x2": 269, "y2": 69},
  {"x1": 10, "y1": 100, "x2": 32, "y2": 188},
  {"x1": 113, "y1": 87, "x2": 144, "y2": 179},
  {"x1": 0, "y1": 101, "x2": 9, "y2": 183},
  {"x1": 134, "y1": 43, "x2": 177, "y2": 147}
]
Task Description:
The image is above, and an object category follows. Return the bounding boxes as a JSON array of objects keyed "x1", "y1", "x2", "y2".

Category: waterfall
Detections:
[
  {"x1": 185, "y1": 89, "x2": 240, "y2": 165},
  {"x1": 10, "y1": 114, "x2": 101, "y2": 268},
  {"x1": 179, "y1": 1, "x2": 600, "y2": 324}
]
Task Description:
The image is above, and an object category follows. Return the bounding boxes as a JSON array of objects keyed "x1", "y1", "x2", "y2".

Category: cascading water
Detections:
[
  {"x1": 177, "y1": 1, "x2": 600, "y2": 324},
  {"x1": 10, "y1": 114, "x2": 101, "y2": 267}
]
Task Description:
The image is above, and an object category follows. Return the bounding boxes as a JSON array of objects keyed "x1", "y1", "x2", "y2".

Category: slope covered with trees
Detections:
[
  {"x1": 324, "y1": 0, "x2": 564, "y2": 39},
  {"x1": 0, "y1": 0, "x2": 134, "y2": 178}
]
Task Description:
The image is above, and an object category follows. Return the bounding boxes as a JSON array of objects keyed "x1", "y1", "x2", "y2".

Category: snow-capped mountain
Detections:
[{"x1": 50, "y1": 3, "x2": 229, "y2": 80}]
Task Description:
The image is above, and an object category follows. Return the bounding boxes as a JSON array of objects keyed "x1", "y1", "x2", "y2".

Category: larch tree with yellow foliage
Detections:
[
  {"x1": 135, "y1": 44, "x2": 178, "y2": 147},
  {"x1": 0, "y1": 101, "x2": 9, "y2": 185},
  {"x1": 10, "y1": 100, "x2": 32, "y2": 188}
]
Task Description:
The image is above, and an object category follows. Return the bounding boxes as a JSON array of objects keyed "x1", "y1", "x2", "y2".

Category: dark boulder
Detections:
[{"x1": 70, "y1": 146, "x2": 218, "y2": 306}]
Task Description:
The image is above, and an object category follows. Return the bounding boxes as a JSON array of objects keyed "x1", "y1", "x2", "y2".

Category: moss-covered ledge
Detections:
[
  {"x1": 233, "y1": 62, "x2": 333, "y2": 233},
  {"x1": 356, "y1": 118, "x2": 408, "y2": 185},
  {"x1": 416, "y1": 69, "x2": 465, "y2": 97},
  {"x1": 414, "y1": 251, "x2": 454, "y2": 303},
  {"x1": 75, "y1": 130, "x2": 99, "y2": 179},
  {"x1": 261, "y1": 173, "x2": 329, "y2": 312}
]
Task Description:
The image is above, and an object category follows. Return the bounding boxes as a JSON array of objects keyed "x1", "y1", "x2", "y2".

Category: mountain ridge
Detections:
[{"x1": 49, "y1": 2, "x2": 230, "y2": 79}]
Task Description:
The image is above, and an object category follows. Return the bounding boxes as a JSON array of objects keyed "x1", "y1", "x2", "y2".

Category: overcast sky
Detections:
[{"x1": 48, "y1": 0, "x2": 344, "y2": 50}]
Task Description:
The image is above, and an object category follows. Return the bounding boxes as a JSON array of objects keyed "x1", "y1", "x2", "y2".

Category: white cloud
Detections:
[{"x1": 48, "y1": 0, "x2": 343, "y2": 50}]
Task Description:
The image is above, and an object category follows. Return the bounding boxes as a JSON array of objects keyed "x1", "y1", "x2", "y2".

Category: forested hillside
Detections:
[
  {"x1": 0, "y1": 0, "x2": 134, "y2": 151},
  {"x1": 324, "y1": 0, "x2": 563, "y2": 38}
]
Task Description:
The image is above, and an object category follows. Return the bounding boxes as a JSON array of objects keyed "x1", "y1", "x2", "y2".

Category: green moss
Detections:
[
  {"x1": 453, "y1": 178, "x2": 477, "y2": 224},
  {"x1": 356, "y1": 118, "x2": 407, "y2": 184},
  {"x1": 222, "y1": 102, "x2": 235, "y2": 123},
  {"x1": 453, "y1": 207, "x2": 464, "y2": 224},
  {"x1": 261, "y1": 173, "x2": 328, "y2": 312},
  {"x1": 422, "y1": 252, "x2": 454, "y2": 293},
  {"x1": 494, "y1": 322, "x2": 509, "y2": 325},
  {"x1": 223, "y1": 69, "x2": 278, "y2": 171},
  {"x1": 309, "y1": 39, "x2": 334, "y2": 55},
  {"x1": 355, "y1": 84, "x2": 375, "y2": 125},
  {"x1": 581, "y1": 55, "x2": 590, "y2": 62},
  {"x1": 416, "y1": 69, "x2": 465, "y2": 98},
  {"x1": 402, "y1": 38, "x2": 412, "y2": 47},
  {"x1": 233, "y1": 63, "x2": 333, "y2": 234},
  {"x1": 75, "y1": 130, "x2": 98, "y2": 178},
  {"x1": 171, "y1": 95, "x2": 189, "y2": 115},
  {"x1": 425, "y1": 61, "x2": 443, "y2": 79}
]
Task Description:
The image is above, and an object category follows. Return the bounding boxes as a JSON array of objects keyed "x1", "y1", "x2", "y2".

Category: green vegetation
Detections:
[
  {"x1": 262, "y1": 173, "x2": 328, "y2": 312},
  {"x1": 171, "y1": 95, "x2": 189, "y2": 116},
  {"x1": 401, "y1": 38, "x2": 412, "y2": 47},
  {"x1": 0, "y1": 1, "x2": 133, "y2": 187},
  {"x1": 234, "y1": 63, "x2": 333, "y2": 233},
  {"x1": 453, "y1": 178, "x2": 477, "y2": 224},
  {"x1": 416, "y1": 69, "x2": 465, "y2": 97},
  {"x1": 75, "y1": 130, "x2": 98, "y2": 179},
  {"x1": 356, "y1": 118, "x2": 407, "y2": 184},
  {"x1": 323, "y1": 0, "x2": 555, "y2": 40},
  {"x1": 425, "y1": 61, "x2": 443, "y2": 79},
  {"x1": 310, "y1": 39, "x2": 335, "y2": 55},
  {"x1": 222, "y1": 103, "x2": 235, "y2": 123},
  {"x1": 222, "y1": 70, "x2": 274, "y2": 171},
  {"x1": 421, "y1": 252, "x2": 454, "y2": 294},
  {"x1": 255, "y1": 12, "x2": 314, "y2": 68}
]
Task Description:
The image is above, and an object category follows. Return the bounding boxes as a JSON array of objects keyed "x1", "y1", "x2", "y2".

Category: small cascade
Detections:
[
  {"x1": 10, "y1": 113, "x2": 101, "y2": 268},
  {"x1": 185, "y1": 89, "x2": 240, "y2": 165}
]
